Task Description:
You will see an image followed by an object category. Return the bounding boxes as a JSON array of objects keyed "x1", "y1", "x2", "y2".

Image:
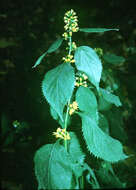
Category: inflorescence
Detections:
[
  {"x1": 75, "y1": 73, "x2": 88, "y2": 87},
  {"x1": 62, "y1": 9, "x2": 79, "y2": 40},
  {"x1": 53, "y1": 128, "x2": 70, "y2": 140},
  {"x1": 69, "y1": 101, "x2": 78, "y2": 115}
]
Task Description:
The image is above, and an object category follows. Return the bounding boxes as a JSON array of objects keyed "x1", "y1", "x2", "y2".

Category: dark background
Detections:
[{"x1": 1, "y1": 0, "x2": 136, "y2": 189}]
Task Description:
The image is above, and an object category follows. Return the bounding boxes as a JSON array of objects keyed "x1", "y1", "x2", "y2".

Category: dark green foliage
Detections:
[{"x1": 103, "y1": 53, "x2": 125, "y2": 65}]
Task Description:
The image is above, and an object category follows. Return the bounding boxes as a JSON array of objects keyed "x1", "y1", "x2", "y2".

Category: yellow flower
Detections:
[
  {"x1": 75, "y1": 82, "x2": 80, "y2": 87},
  {"x1": 82, "y1": 73, "x2": 88, "y2": 80},
  {"x1": 63, "y1": 9, "x2": 79, "y2": 33},
  {"x1": 69, "y1": 101, "x2": 78, "y2": 115},
  {"x1": 62, "y1": 32, "x2": 68, "y2": 40},
  {"x1": 69, "y1": 108, "x2": 75, "y2": 115},
  {"x1": 70, "y1": 59, "x2": 75, "y2": 63},
  {"x1": 72, "y1": 27, "x2": 79, "y2": 32},
  {"x1": 53, "y1": 128, "x2": 70, "y2": 140},
  {"x1": 62, "y1": 54, "x2": 75, "y2": 63},
  {"x1": 72, "y1": 101, "x2": 78, "y2": 110},
  {"x1": 75, "y1": 74, "x2": 88, "y2": 87}
]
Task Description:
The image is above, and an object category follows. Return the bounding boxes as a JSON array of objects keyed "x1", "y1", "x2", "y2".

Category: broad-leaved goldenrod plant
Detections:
[{"x1": 33, "y1": 9, "x2": 128, "y2": 189}]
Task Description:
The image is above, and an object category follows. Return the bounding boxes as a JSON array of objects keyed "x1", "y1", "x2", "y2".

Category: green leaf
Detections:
[
  {"x1": 74, "y1": 46, "x2": 102, "y2": 90},
  {"x1": 47, "y1": 38, "x2": 63, "y2": 53},
  {"x1": 79, "y1": 28, "x2": 119, "y2": 33},
  {"x1": 50, "y1": 106, "x2": 59, "y2": 120},
  {"x1": 103, "y1": 53, "x2": 125, "y2": 65},
  {"x1": 32, "y1": 38, "x2": 63, "y2": 68},
  {"x1": 100, "y1": 88, "x2": 122, "y2": 107},
  {"x1": 32, "y1": 52, "x2": 47, "y2": 68},
  {"x1": 68, "y1": 132, "x2": 85, "y2": 164},
  {"x1": 42, "y1": 63, "x2": 75, "y2": 121},
  {"x1": 34, "y1": 141, "x2": 76, "y2": 190},
  {"x1": 76, "y1": 86, "x2": 98, "y2": 122},
  {"x1": 99, "y1": 113, "x2": 109, "y2": 134},
  {"x1": 80, "y1": 113, "x2": 128, "y2": 162},
  {"x1": 76, "y1": 86, "x2": 97, "y2": 110}
]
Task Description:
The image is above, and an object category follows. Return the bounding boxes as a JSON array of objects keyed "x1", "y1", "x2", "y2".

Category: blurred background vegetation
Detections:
[{"x1": 0, "y1": 0, "x2": 136, "y2": 189}]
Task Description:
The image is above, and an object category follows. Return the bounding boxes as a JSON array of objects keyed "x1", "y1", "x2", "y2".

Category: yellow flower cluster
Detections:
[
  {"x1": 69, "y1": 101, "x2": 78, "y2": 115},
  {"x1": 75, "y1": 73, "x2": 88, "y2": 87},
  {"x1": 62, "y1": 9, "x2": 79, "y2": 40},
  {"x1": 53, "y1": 128, "x2": 70, "y2": 140},
  {"x1": 62, "y1": 54, "x2": 75, "y2": 63}
]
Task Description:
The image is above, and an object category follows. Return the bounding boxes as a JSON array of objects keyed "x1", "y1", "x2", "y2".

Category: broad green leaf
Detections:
[
  {"x1": 80, "y1": 113, "x2": 128, "y2": 162},
  {"x1": 42, "y1": 63, "x2": 75, "y2": 121},
  {"x1": 99, "y1": 113, "x2": 109, "y2": 134},
  {"x1": 76, "y1": 86, "x2": 98, "y2": 122},
  {"x1": 50, "y1": 106, "x2": 59, "y2": 120},
  {"x1": 68, "y1": 132, "x2": 85, "y2": 164},
  {"x1": 76, "y1": 86, "x2": 97, "y2": 110},
  {"x1": 100, "y1": 88, "x2": 122, "y2": 107},
  {"x1": 79, "y1": 28, "x2": 119, "y2": 33},
  {"x1": 32, "y1": 38, "x2": 63, "y2": 68},
  {"x1": 34, "y1": 141, "x2": 76, "y2": 190},
  {"x1": 74, "y1": 46, "x2": 102, "y2": 90},
  {"x1": 103, "y1": 53, "x2": 125, "y2": 65}
]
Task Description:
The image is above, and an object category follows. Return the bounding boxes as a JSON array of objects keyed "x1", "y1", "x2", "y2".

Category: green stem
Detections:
[
  {"x1": 68, "y1": 36, "x2": 72, "y2": 55},
  {"x1": 64, "y1": 36, "x2": 72, "y2": 152},
  {"x1": 64, "y1": 98, "x2": 70, "y2": 152},
  {"x1": 80, "y1": 175, "x2": 84, "y2": 189}
]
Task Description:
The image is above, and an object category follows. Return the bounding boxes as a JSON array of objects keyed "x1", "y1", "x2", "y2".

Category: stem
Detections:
[
  {"x1": 64, "y1": 98, "x2": 70, "y2": 152},
  {"x1": 68, "y1": 36, "x2": 72, "y2": 55},
  {"x1": 80, "y1": 175, "x2": 84, "y2": 189},
  {"x1": 64, "y1": 36, "x2": 72, "y2": 152}
]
